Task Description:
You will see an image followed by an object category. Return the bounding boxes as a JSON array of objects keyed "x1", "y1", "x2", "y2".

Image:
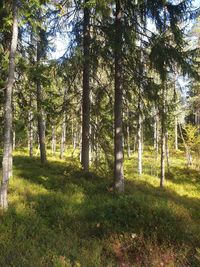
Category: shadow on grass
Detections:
[
  {"x1": 166, "y1": 165, "x2": 200, "y2": 187},
  {"x1": 0, "y1": 155, "x2": 199, "y2": 266}
]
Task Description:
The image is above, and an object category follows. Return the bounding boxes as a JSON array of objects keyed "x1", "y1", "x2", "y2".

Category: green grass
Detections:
[{"x1": 0, "y1": 149, "x2": 200, "y2": 266}]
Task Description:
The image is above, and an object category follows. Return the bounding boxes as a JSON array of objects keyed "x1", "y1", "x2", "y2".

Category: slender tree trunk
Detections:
[
  {"x1": 12, "y1": 130, "x2": 16, "y2": 151},
  {"x1": 60, "y1": 86, "x2": 68, "y2": 159},
  {"x1": 175, "y1": 116, "x2": 178, "y2": 150},
  {"x1": 72, "y1": 120, "x2": 77, "y2": 150},
  {"x1": 36, "y1": 81, "x2": 46, "y2": 164},
  {"x1": 12, "y1": 93, "x2": 16, "y2": 151},
  {"x1": 154, "y1": 116, "x2": 157, "y2": 149},
  {"x1": 79, "y1": 123, "x2": 82, "y2": 163},
  {"x1": 36, "y1": 32, "x2": 46, "y2": 164},
  {"x1": 1, "y1": 1, "x2": 18, "y2": 209},
  {"x1": 72, "y1": 122, "x2": 77, "y2": 158},
  {"x1": 154, "y1": 110, "x2": 157, "y2": 150},
  {"x1": 160, "y1": 86, "x2": 166, "y2": 187},
  {"x1": 94, "y1": 116, "x2": 99, "y2": 166},
  {"x1": 160, "y1": 127, "x2": 165, "y2": 187},
  {"x1": 81, "y1": 0, "x2": 90, "y2": 171},
  {"x1": 154, "y1": 110, "x2": 159, "y2": 160},
  {"x1": 126, "y1": 107, "x2": 131, "y2": 158},
  {"x1": 113, "y1": 0, "x2": 124, "y2": 192},
  {"x1": 138, "y1": 98, "x2": 142, "y2": 175},
  {"x1": 133, "y1": 135, "x2": 137, "y2": 152},
  {"x1": 156, "y1": 114, "x2": 159, "y2": 160},
  {"x1": 60, "y1": 114, "x2": 66, "y2": 159},
  {"x1": 28, "y1": 109, "x2": 34, "y2": 157},
  {"x1": 72, "y1": 119, "x2": 74, "y2": 147},
  {"x1": 52, "y1": 125, "x2": 56, "y2": 156},
  {"x1": 89, "y1": 123, "x2": 92, "y2": 164},
  {"x1": 127, "y1": 125, "x2": 131, "y2": 158},
  {"x1": 165, "y1": 131, "x2": 170, "y2": 172}
]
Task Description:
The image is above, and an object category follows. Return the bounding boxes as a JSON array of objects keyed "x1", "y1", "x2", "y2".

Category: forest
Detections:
[{"x1": 0, "y1": 0, "x2": 200, "y2": 266}]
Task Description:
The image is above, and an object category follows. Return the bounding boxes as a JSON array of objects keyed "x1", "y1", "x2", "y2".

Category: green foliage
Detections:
[{"x1": 183, "y1": 124, "x2": 200, "y2": 151}]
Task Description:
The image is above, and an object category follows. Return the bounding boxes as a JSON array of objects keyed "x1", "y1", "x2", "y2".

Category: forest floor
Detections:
[{"x1": 0, "y1": 149, "x2": 200, "y2": 267}]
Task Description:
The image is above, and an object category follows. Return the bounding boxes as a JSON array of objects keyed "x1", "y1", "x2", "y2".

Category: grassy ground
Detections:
[{"x1": 0, "y1": 148, "x2": 200, "y2": 266}]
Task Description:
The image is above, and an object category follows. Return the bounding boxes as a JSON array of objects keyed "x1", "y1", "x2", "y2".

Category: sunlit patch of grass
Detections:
[{"x1": 0, "y1": 149, "x2": 199, "y2": 266}]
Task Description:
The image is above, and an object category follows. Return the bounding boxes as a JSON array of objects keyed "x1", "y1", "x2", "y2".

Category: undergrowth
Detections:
[{"x1": 0, "y1": 149, "x2": 199, "y2": 266}]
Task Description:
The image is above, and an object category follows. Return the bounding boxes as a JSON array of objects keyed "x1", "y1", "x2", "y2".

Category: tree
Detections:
[
  {"x1": 81, "y1": 0, "x2": 91, "y2": 171},
  {"x1": 1, "y1": 0, "x2": 18, "y2": 209},
  {"x1": 113, "y1": 0, "x2": 124, "y2": 192}
]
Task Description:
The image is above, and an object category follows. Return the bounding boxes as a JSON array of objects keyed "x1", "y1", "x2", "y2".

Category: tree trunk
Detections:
[
  {"x1": 113, "y1": 0, "x2": 124, "y2": 192},
  {"x1": 133, "y1": 135, "x2": 137, "y2": 152},
  {"x1": 94, "y1": 116, "x2": 99, "y2": 167},
  {"x1": 12, "y1": 130, "x2": 16, "y2": 151},
  {"x1": 89, "y1": 122, "x2": 93, "y2": 164},
  {"x1": 60, "y1": 115, "x2": 66, "y2": 159},
  {"x1": 1, "y1": 0, "x2": 18, "y2": 209},
  {"x1": 154, "y1": 110, "x2": 159, "y2": 159},
  {"x1": 36, "y1": 81, "x2": 47, "y2": 164},
  {"x1": 127, "y1": 125, "x2": 131, "y2": 159},
  {"x1": 160, "y1": 127, "x2": 165, "y2": 187},
  {"x1": 165, "y1": 130, "x2": 170, "y2": 172},
  {"x1": 36, "y1": 31, "x2": 47, "y2": 164},
  {"x1": 28, "y1": 108, "x2": 34, "y2": 157},
  {"x1": 79, "y1": 123, "x2": 82, "y2": 163},
  {"x1": 126, "y1": 107, "x2": 131, "y2": 158},
  {"x1": 52, "y1": 125, "x2": 56, "y2": 156},
  {"x1": 72, "y1": 119, "x2": 75, "y2": 148},
  {"x1": 81, "y1": 0, "x2": 90, "y2": 171},
  {"x1": 153, "y1": 111, "x2": 157, "y2": 149},
  {"x1": 138, "y1": 97, "x2": 142, "y2": 175},
  {"x1": 156, "y1": 114, "x2": 159, "y2": 160},
  {"x1": 72, "y1": 120, "x2": 77, "y2": 150},
  {"x1": 175, "y1": 116, "x2": 178, "y2": 150},
  {"x1": 160, "y1": 86, "x2": 166, "y2": 187},
  {"x1": 153, "y1": 116, "x2": 157, "y2": 149}
]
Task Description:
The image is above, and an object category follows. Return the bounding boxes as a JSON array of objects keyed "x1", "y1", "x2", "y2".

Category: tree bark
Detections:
[
  {"x1": 156, "y1": 114, "x2": 159, "y2": 160},
  {"x1": 81, "y1": 0, "x2": 90, "y2": 171},
  {"x1": 36, "y1": 29, "x2": 47, "y2": 164},
  {"x1": 175, "y1": 116, "x2": 178, "y2": 150},
  {"x1": 127, "y1": 125, "x2": 131, "y2": 159},
  {"x1": 1, "y1": 0, "x2": 18, "y2": 209},
  {"x1": 12, "y1": 130, "x2": 16, "y2": 151},
  {"x1": 60, "y1": 114, "x2": 66, "y2": 159},
  {"x1": 52, "y1": 125, "x2": 56, "y2": 156},
  {"x1": 160, "y1": 86, "x2": 166, "y2": 187},
  {"x1": 28, "y1": 93, "x2": 34, "y2": 157},
  {"x1": 138, "y1": 97, "x2": 142, "y2": 175},
  {"x1": 113, "y1": 0, "x2": 124, "y2": 192},
  {"x1": 36, "y1": 81, "x2": 47, "y2": 164},
  {"x1": 126, "y1": 108, "x2": 131, "y2": 158},
  {"x1": 153, "y1": 109, "x2": 159, "y2": 160},
  {"x1": 133, "y1": 135, "x2": 137, "y2": 152},
  {"x1": 28, "y1": 109, "x2": 34, "y2": 157},
  {"x1": 165, "y1": 130, "x2": 170, "y2": 172}
]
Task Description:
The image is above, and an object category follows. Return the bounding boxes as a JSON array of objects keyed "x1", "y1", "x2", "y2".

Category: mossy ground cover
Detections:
[{"x1": 0, "y1": 149, "x2": 200, "y2": 266}]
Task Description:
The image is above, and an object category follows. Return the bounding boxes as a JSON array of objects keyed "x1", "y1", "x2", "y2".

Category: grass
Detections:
[{"x1": 0, "y1": 148, "x2": 200, "y2": 266}]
